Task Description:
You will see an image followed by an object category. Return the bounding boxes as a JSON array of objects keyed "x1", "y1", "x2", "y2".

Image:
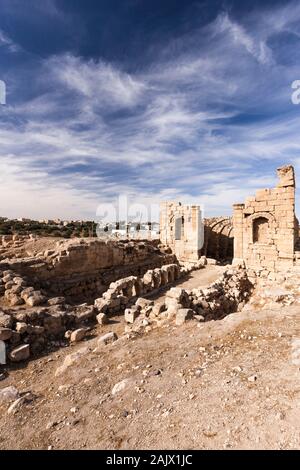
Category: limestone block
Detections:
[
  {"x1": 175, "y1": 309, "x2": 194, "y2": 326},
  {"x1": 97, "y1": 332, "x2": 118, "y2": 346},
  {"x1": 124, "y1": 307, "x2": 140, "y2": 324},
  {"x1": 70, "y1": 328, "x2": 88, "y2": 343}
]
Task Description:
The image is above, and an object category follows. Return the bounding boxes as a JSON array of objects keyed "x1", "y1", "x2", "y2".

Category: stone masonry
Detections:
[
  {"x1": 160, "y1": 202, "x2": 204, "y2": 262},
  {"x1": 233, "y1": 165, "x2": 298, "y2": 273}
]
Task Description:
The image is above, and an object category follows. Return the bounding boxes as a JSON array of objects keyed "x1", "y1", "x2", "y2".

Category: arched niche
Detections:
[
  {"x1": 246, "y1": 212, "x2": 276, "y2": 245},
  {"x1": 253, "y1": 217, "x2": 269, "y2": 243}
]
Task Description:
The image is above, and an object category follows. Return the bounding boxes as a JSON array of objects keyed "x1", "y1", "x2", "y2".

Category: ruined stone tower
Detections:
[{"x1": 232, "y1": 165, "x2": 297, "y2": 272}]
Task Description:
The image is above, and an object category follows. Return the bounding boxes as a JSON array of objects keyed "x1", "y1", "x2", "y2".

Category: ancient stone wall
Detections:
[
  {"x1": 0, "y1": 239, "x2": 175, "y2": 301},
  {"x1": 160, "y1": 202, "x2": 204, "y2": 262},
  {"x1": 233, "y1": 165, "x2": 298, "y2": 273}
]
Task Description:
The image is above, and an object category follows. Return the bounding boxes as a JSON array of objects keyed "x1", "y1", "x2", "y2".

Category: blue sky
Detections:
[{"x1": 0, "y1": 0, "x2": 300, "y2": 221}]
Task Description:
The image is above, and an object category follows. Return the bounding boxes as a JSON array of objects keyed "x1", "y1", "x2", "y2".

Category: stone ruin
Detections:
[
  {"x1": 0, "y1": 164, "x2": 299, "y2": 366},
  {"x1": 233, "y1": 165, "x2": 298, "y2": 274},
  {"x1": 160, "y1": 202, "x2": 234, "y2": 263},
  {"x1": 160, "y1": 202, "x2": 204, "y2": 262},
  {"x1": 203, "y1": 217, "x2": 233, "y2": 261}
]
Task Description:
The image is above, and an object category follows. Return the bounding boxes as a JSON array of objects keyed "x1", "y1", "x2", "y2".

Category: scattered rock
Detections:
[
  {"x1": 48, "y1": 297, "x2": 65, "y2": 306},
  {"x1": 248, "y1": 375, "x2": 257, "y2": 383},
  {"x1": 70, "y1": 328, "x2": 88, "y2": 343},
  {"x1": 26, "y1": 292, "x2": 46, "y2": 307},
  {"x1": 125, "y1": 308, "x2": 140, "y2": 324},
  {"x1": 97, "y1": 332, "x2": 118, "y2": 346},
  {"x1": 15, "y1": 322, "x2": 28, "y2": 334},
  {"x1": 175, "y1": 309, "x2": 194, "y2": 326},
  {"x1": 112, "y1": 379, "x2": 130, "y2": 395},
  {"x1": 7, "y1": 393, "x2": 35, "y2": 415},
  {"x1": 0, "y1": 314, "x2": 13, "y2": 329},
  {"x1": 96, "y1": 313, "x2": 108, "y2": 325},
  {"x1": 0, "y1": 386, "x2": 19, "y2": 402},
  {"x1": 55, "y1": 347, "x2": 90, "y2": 376}
]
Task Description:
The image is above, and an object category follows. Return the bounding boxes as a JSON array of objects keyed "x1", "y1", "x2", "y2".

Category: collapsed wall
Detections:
[{"x1": 124, "y1": 266, "x2": 253, "y2": 334}]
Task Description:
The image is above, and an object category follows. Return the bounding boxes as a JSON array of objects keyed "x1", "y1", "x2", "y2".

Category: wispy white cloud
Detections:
[
  {"x1": 0, "y1": 29, "x2": 19, "y2": 52},
  {"x1": 1, "y1": 2, "x2": 300, "y2": 220},
  {"x1": 49, "y1": 54, "x2": 147, "y2": 109},
  {"x1": 213, "y1": 12, "x2": 273, "y2": 65}
]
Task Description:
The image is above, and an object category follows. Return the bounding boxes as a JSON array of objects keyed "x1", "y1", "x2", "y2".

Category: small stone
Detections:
[
  {"x1": 0, "y1": 313, "x2": 13, "y2": 329},
  {"x1": 248, "y1": 375, "x2": 257, "y2": 382},
  {"x1": 8, "y1": 294, "x2": 24, "y2": 307},
  {"x1": 112, "y1": 379, "x2": 130, "y2": 395},
  {"x1": 15, "y1": 322, "x2": 28, "y2": 334},
  {"x1": 65, "y1": 330, "x2": 72, "y2": 340},
  {"x1": 6, "y1": 391, "x2": 34, "y2": 414},
  {"x1": 55, "y1": 347, "x2": 90, "y2": 376},
  {"x1": 26, "y1": 292, "x2": 46, "y2": 307}
]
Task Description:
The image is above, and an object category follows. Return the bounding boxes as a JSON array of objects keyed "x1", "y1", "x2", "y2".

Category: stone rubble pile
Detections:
[
  {"x1": 0, "y1": 299, "x2": 98, "y2": 364},
  {"x1": 94, "y1": 259, "x2": 207, "y2": 316},
  {"x1": 0, "y1": 234, "x2": 35, "y2": 260},
  {"x1": 0, "y1": 269, "x2": 47, "y2": 307},
  {"x1": 0, "y1": 265, "x2": 101, "y2": 363},
  {"x1": 123, "y1": 267, "x2": 253, "y2": 334},
  {"x1": 244, "y1": 265, "x2": 300, "y2": 311},
  {"x1": 0, "y1": 238, "x2": 177, "y2": 300},
  {"x1": 0, "y1": 256, "x2": 213, "y2": 364}
]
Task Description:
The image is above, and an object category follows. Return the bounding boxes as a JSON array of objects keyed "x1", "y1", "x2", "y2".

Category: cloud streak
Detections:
[{"x1": 0, "y1": 1, "x2": 300, "y2": 220}]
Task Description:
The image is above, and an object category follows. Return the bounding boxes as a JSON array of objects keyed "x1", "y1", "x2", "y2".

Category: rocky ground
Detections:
[{"x1": 0, "y1": 266, "x2": 299, "y2": 450}]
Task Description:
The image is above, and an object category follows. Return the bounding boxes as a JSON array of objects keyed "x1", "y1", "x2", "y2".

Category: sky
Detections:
[{"x1": 0, "y1": 0, "x2": 300, "y2": 221}]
